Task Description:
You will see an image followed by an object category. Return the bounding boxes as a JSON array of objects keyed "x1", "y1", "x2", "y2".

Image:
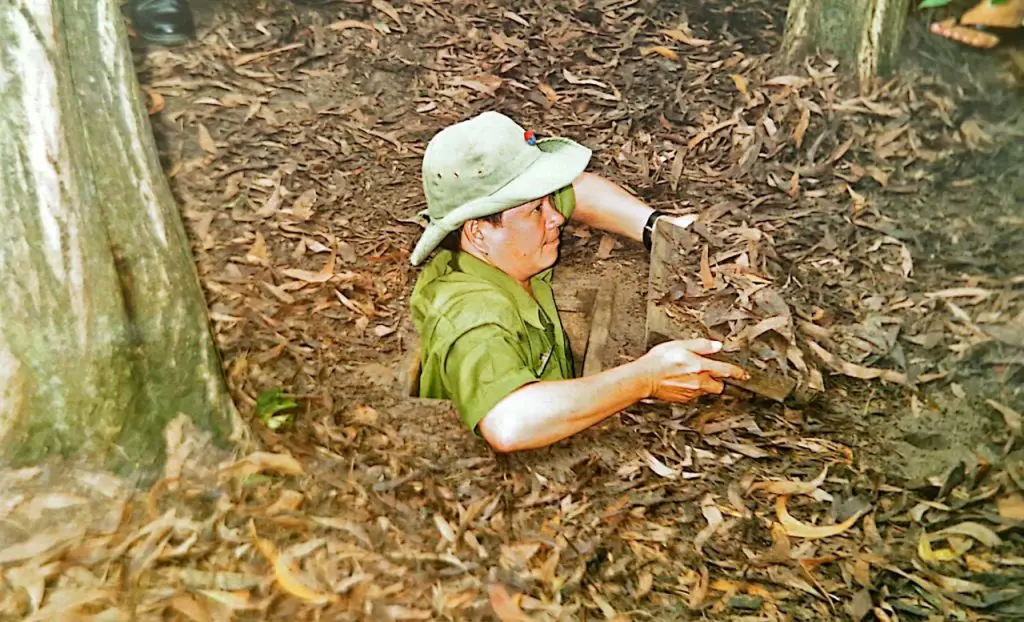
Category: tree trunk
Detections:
[
  {"x1": 0, "y1": 0, "x2": 238, "y2": 473},
  {"x1": 782, "y1": 0, "x2": 911, "y2": 90}
]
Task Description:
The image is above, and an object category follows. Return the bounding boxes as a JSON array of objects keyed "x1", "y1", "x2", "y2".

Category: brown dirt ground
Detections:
[
  {"x1": 137, "y1": 0, "x2": 1024, "y2": 617},
  {"x1": 144, "y1": 0, "x2": 1023, "y2": 481},
  {"x1": 5, "y1": 1, "x2": 1024, "y2": 621}
]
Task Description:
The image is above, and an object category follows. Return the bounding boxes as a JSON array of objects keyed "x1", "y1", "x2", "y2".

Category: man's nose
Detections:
[{"x1": 544, "y1": 199, "x2": 565, "y2": 227}]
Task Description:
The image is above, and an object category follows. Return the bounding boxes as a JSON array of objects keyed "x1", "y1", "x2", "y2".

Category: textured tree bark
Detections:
[
  {"x1": 0, "y1": 0, "x2": 238, "y2": 473},
  {"x1": 782, "y1": 0, "x2": 911, "y2": 90}
]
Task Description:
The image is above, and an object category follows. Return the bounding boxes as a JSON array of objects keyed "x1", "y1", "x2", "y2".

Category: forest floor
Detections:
[{"x1": 2, "y1": 0, "x2": 1024, "y2": 620}]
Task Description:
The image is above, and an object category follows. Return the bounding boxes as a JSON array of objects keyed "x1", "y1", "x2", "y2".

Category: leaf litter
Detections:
[{"x1": 2, "y1": 0, "x2": 1023, "y2": 619}]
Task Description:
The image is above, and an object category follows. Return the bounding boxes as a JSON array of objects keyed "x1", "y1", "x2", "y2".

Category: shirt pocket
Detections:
[{"x1": 523, "y1": 322, "x2": 558, "y2": 378}]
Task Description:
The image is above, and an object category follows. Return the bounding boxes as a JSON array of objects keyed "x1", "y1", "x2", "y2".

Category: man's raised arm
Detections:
[
  {"x1": 570, "y1": 172, "x2": 653, "y2": 242},
  {"x1": 570, "y1": 172, "x2": 697, "y2": 245}
]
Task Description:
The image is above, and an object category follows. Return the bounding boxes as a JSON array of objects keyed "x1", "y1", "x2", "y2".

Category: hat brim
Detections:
[{"x1": 409, "y1": 136, "x2": 592, "y2": 266}]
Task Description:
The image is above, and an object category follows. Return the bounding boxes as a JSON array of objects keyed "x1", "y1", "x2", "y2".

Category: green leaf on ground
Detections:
[
  {"x1": 255, "y1": 389, "x2": 298, "y2": 430},
  {"x1": 918, "y1": 0, "x2": 951, "y2": 7}
]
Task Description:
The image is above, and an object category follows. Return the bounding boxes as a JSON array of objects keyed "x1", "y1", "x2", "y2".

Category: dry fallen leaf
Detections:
[
  {"x1": 688, "y1": 565, "x2": 710, "y2": 610},
  {"x1": 18, "y1": 492, "x2": 89, "y2": 521},
  {"x1": 959, "y1": 118, "x2": 993, "y2": 150},
  {"x1": 998, "y1": 494, "x2": 1024, "y2": 520},
  {"x1": 933, "y1": 521, "x2": 1002, "y2": 548},
  {"x1": 234, "y1": 43, "x2": 304, "y2": 67},
  {"x1": 170, "y1": 593, "x2": 213, "y2": 622},
  {"x1": 921, "y1": 567, "x2": 989, "y2": 594},
  {"x1": 383, "y1": 606, "x2": 432, "y2": 620},
  {"x1": 266, "y1": 490, "x2": 304, "y2": 516},
  {"x1": 635, "y1": 571, "x2": 654, "y2": 599},
  {"x1": 657, "y1": 28, "x2": 712, "y2": 46},
  {"x1": 776, "y1": 496, "x2": 869, "y2": 539},
  {"x1": 597, "y1": 234, "x2": 617, "y2": 259},
  {"x1": 731, "y1": 315, "x2": 791, "y2": 347},
  {"x1": 337, "y1": 240, "x2": 358, "y2": 264},
  {"x1": 699, "y1": 245, "x2": 715, "y2": 290},
  {"x1": 434, "y1": 513, "x2": 457, "y2": 543},
  {"x1": 670, "y1": 149, "x2": 685, "y2": 192},
  {"x1": 282, "y1": 269, "x2": 332, "y2": 284},
  {"x1": 643, "y1": 450, "x2": 678, "y2": 478},
  {"x1": 640, "y1": 46, "x2": 679, "y2": 61},
  {"x1": 22, "y1": 588, "x2": 113, "y2": 622},
  {"x1": 729, "y1": 74, "x2": 749, "y2": 97},
  {"x1": 371, "y1": 0, "x2": 405, "y2": 30},
  {"x1": 591, "y1": 591, "x2": 617, "y2": 618},
  {"x1": 327, "y1": 19, "x2": 375, "y2": 32},
  {"x1": 250, "y1": 522, "x2": 337, "y2": 605},
  {"x1": 924, "y1": 287, "x2": 992, "y2": 301},
  {"x1": 750, "y1": 466, "x2": 828, "y2": 497},
  {"x1": 223, "y1": 452, "x2": 304, "y2": 479},
  {"x1": 290, "y1": 188, "x2": 317, "y2": 221},
  {"x1": 197, "y1": 123, "x2": 217, "y2": 155},
  {"x1": 919, "y1": 531, "x2": 959, "y2": 563},
  {"x1": 688, "y1": 118, "x2": 738, "y2": 150},
  {"x1": 562, "y1": 68, "x2": 611, "y2": 88},
  {"x1": 145, "y1": 87, "x2": 165, "y2": 115},
  {"x1": 847, "y1": 185, "x2": 867, "y2": 215},
  {"x1": 807, "y1": 340, "x2": 907, "y2": 385},
  {"x1": 500, "y1": 542, "x2": 541, "y2": 569},
  {"x1": 537, "y1": 82, "x2": 558, "y2": 104},
  {"x1": 488, "y1": 583, "x2": 532, "y2": 621},
  {"x1": 0, "y1": 524, "x2": 84, "y2": 564},
  {"x1": 311, "y1": 516, "x2": 373, "y2": 547},
  {"x1": 987, "y1": 399, "x2": 1022, "y2": 437},
  {"x1": 693, "y1": 495, "x2": 725, "y2": 555},
  {"x1": 246, "y1": 231, "x2": 269, "y2": 265},
  {"x1": 4, "y1": 563, "x2": 52, "y2": 612},
  {"x1": 350, "y1": 405, "x2": 379, "y2": 425},
  {"x1": 793, "y1": 104, "x2": 810, "y2": 148},
  {"x1": 899, "y1": 243, "x2": 913, "y2": 278},
  {"x1": 502, "y1": 10, "x2": 529, "y2": 27},
  {"x1": 198, "y1": 589, "x2": 254, "y2": 611},
  {"x1": 453, "y1": 74, "x2": 502, "y2": 95}
]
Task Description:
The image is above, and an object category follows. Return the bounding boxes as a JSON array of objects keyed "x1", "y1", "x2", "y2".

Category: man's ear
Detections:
[{"x1": 461, "y1": 219, "x2": 490, "y2": 255}]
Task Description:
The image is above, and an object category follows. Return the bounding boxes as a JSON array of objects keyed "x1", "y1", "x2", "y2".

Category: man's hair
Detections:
[{"x1": 440, "y1": 211, "x2": 504, "y2": 251}]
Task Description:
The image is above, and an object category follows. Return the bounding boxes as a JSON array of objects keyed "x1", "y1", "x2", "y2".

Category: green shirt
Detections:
[{"x1": 410, "y1": 186, "x2": 577, "y2": 432}]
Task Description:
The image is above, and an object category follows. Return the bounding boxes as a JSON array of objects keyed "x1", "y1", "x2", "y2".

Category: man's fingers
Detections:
[
  {"x1": 655, "y1": 373, "x2": 724, "y2": 402},
  {"x1": 673, "y1": 373, "x2": 724, "y2": 393},
  {"x1": 675, "y1": 338, "x2": 723, "y2": 355},
  {"x1": 670, "y1": 374, "x2": 705, "y2": 390},
  {"x1": 657, "y1": 339, "x2": 749, "y2": 378},
  {"x1": 697, "y1": 358, "x2": 749, "y2": 380},
  {"x1": 653, "y1": 385, "x2": 701, "y2": 403},
  {"x1": 698, "y1": 374, "x2": 724, "y2": 394}
]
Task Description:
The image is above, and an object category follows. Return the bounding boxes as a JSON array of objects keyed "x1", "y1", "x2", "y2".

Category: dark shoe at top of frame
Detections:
[{"x1": 125, "y1": 0, "x2": 195, "y2": 48}]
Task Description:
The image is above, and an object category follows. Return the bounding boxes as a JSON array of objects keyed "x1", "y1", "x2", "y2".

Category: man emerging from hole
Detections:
[{"x1": 409, "y1": 112, "x2": 749, "y2": 453}]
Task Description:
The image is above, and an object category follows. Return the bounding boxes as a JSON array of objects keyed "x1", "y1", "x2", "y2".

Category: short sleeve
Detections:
[
  {"x1": 443, "y1": 324, "x2": 539, "y2": 433},
  {"x1": 552, "y1": 184, "x2": 577, "y2": 221}
]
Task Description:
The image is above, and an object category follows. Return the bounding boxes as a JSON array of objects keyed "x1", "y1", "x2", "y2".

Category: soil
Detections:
[
  {"x1": 9, "y1": 0, "x2": 1018, "y2": 619},
  {"x1": 156, "y1": 0, "x2": 1024, "y2": 605}
]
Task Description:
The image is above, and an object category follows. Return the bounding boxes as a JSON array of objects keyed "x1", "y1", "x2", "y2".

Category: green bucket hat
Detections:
[{"x1": 409, "y1": 111, "x2": 592, "y2": 266}]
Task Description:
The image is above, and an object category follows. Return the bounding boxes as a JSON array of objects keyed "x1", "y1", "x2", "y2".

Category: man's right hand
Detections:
[{"x1": 640, "y1": 339, "x2": 749, "y2": 403}]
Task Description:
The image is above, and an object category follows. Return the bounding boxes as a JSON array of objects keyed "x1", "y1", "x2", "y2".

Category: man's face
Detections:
[{"x1": 473, "y1": 194, "x2": 566, "y2": 283}]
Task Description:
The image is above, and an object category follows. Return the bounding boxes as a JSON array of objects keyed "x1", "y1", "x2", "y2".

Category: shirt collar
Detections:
[{"x1": 450, "y1": 251, "x2": 547, "y2": 329}]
